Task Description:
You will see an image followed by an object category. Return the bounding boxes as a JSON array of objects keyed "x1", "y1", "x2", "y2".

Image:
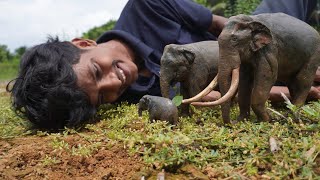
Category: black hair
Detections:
[{"x1": 7, "y1": 37, "x2": 96, "y2": 131}]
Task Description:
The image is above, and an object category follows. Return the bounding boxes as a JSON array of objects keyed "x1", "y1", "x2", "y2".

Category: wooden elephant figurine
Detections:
[
  {"x1": 160, "y1": 41, "x2": 219, "y2": 115},
  {"x1": 138, "y1": 95, "x2": 178, "y2": 125},
  {"x1": 185, "y1": 13, "x2": 320, "y2": 123}
]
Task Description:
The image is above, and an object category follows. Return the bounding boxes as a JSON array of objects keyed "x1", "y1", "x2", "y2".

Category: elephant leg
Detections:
[
  {"x1": 288, "y1": 61, "x2": 318, "y2": 105},
  {"x1": 149, "y1": 113, "x2": 155, "y2": 122},
  {"x1": 168, "y1": 115, "x2": 178, "y2": 125},
  {"x1": 238, "y1": 64, "x2": 254, "y2": 121},
  {"x1": 150, "y1": 110, "x2": 161, "y2": 122},
  {"x1": 138, "y1": 109, "x2": 143, "y2": 116},
  {"x1": 219, "y1": 70, "x2": 233, "y2": 124},
  {"x1": 251, "y1": 86, "x2": 272, "y2": 122},
  {"x1": 180, "y1": 85, "x2": 190, "y2": 116},
  {"x1": 251, "y1": 57, "x2": 277, "y2": 122}
]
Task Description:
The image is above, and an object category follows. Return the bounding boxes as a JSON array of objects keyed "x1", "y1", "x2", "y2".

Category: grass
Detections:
[
  {"x1": 0, "y1": 60, "x2": 19, "y2": 81},
  {"x1": 0, "y1": 91, "x2": 31, "y2": 138},
  {"x1": 0, "y1": 84, "x2": 319, "y2": 178},
  {"x1": 88, "y1": 102, "x2": 320, "y2": 179}
]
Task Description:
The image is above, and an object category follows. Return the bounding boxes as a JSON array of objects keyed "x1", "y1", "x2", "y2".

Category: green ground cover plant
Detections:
[
  {"x1": 0, "y1": 91, "x2": 30, "y2": 138},
  {"x1": 1, "y1": 85, "x2": 319, "y2": 178}
]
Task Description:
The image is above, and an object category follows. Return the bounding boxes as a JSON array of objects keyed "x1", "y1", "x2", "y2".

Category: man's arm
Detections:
[
  {"x1": 208, "y1": 15, "x2": 228, "y2": 37},
  {"x1": 252, "y1": 0, "x2": 317, "y2": 22},
  {"x1": 269, "y1": 86, "x2": 320, "y2": 103}
]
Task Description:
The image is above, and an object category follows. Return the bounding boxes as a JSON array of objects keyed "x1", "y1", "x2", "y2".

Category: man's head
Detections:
[
  {"x1": 9, "y1": 37, "x2": 139, "y2": 131},
  {"x1": 71, "y1": 38, "x2": 138, "y2": 106}
]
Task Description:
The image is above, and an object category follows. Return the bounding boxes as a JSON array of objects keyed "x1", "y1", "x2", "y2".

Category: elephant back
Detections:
[{"x1": 252, "y1": 13, "x2": 320, "y2": 54}]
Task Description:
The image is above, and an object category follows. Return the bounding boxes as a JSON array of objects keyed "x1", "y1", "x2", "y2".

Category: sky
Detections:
[{"x1": 0, "y1": 0, "x2": 128, "y2": 52}]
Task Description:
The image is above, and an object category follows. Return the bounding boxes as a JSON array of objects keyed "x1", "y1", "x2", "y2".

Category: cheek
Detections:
[
  {"x1": 105, "y1": 95, "x2": 118, "y2": 103},
  {"x1": 128, "y1": 61, "x2": 139, "y2": 80}
]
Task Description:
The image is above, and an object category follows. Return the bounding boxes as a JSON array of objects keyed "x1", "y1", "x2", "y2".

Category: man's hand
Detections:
[
  {"x1": 201, "y1": 90, "x2": 221, "y2": 102},
  {"x1": 208, "y1": 15, "x2": 228, "y2": 36}
]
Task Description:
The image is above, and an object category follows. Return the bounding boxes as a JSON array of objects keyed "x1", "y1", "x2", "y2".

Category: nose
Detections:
[
  {"x1": 99, "y1": 71, "x2": 123, "y2": 90},
  {"x1": 98, "y1": 72, "x2": 122, "y2": 102}
]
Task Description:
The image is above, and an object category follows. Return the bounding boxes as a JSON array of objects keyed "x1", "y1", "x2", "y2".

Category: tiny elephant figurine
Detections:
[
  {"x1": 187, "y1": 13, "x2": 320, "y2": 123},
  {"x1": 138, "y1": 95, "x2": 178, "y2": 125},
  {"x1": 160, "y1": 41, "x2": 219, "y2": 115}
]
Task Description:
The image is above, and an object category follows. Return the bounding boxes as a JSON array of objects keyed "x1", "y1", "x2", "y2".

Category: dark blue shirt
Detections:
[
  {"x1": 97, "y1": 0, "x2": 216, "y2": 103},
  {"x1": 253, "y1": 0, "x2": 317, "y2": 22}
]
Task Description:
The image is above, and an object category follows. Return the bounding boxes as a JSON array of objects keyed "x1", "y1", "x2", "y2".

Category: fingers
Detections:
[{"x1": 201, "y1": 90, "x2": 221, "y2": 102}]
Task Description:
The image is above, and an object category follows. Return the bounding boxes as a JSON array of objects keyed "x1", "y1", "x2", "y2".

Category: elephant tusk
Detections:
[
  {"x1": 182, "y1": 74, "x2": 219, "y2": 104},
  {"x1": 191, "y1": 67, "x2": 240, "y2": 106}
]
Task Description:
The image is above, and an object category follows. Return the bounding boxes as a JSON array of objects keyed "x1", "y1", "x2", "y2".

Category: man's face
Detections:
[{"x1": 72, "y1": 39, "x2": 138, "y2": 106}]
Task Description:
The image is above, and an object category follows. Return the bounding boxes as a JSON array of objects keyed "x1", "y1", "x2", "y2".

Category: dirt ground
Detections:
[
  {"x1": 0, "y1": 82, "x2": 210, "y2": 180},
  {"x1": 0, "y1": 136, "x2": 145, "y2": 179},
  {"x1": 1, "y1": 82, "x2": 319, "y2": 179},
  {"x1": 0, "y1": 135, "x2": 209, "y2": 180}
]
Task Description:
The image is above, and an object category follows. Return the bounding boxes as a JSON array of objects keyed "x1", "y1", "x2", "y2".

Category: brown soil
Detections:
[
  {"x1": 0, "y1": 83, "x2": 208, "y2": 179},
  {"x1": 0, "y1": 135, "x2": 207, "y2": 180},
  {"x1": 0, "y1": 136, "x2": 145, "y2": 179}
]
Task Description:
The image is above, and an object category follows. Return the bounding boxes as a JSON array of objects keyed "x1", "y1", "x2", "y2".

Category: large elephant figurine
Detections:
[
  {"x1": 184, "y1": 13, "x2": 320, "y2": 123},
  {"x1": 138, "y1": 95, "x2": 178, "y2": 125},
  {"x1": 160, "y1": 41, "x2": 219, "y2": 115}
]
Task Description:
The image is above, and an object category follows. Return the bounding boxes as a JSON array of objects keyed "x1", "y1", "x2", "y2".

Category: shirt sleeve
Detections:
[
  {"x1": 252, "y1": 0, "x2": 317, "y2": 22},
  {"x1": 120, "y1": 0, "x2": 213, "y2": 32},
  {"x1": 168, "y1": 0, "x2": 213, "y2": 31}
]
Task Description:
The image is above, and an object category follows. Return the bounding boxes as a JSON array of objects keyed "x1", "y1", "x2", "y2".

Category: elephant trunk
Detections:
[{"x1": 160, "y1": 74, "x2": 171, "y2": 98}]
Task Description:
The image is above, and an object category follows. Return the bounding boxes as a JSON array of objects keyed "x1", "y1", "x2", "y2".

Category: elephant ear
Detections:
[
  {"x1": 249, "y1": 22, "x2": 272, "y2": 51},
  {"x1": 180, "y1": 49, "x2": 195, "y2": 65}
]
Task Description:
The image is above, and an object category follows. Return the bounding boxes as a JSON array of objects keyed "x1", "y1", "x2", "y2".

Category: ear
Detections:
[
  {"x1": 181, "y1": 49, "x2": 195, "y2": 65},
  {"x1": 249, "y1": 22, "x2": 272, "y2": 51},
  {"x1": 71, "y1": 38, "x2": 97, "y2": 48}
]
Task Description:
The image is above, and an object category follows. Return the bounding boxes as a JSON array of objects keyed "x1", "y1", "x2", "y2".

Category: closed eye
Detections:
[{"x1": 93, "y1": 62, "x2": 102, "y2": 80}]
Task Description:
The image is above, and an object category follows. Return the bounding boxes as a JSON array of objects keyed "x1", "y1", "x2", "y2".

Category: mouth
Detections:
[
  {"x1": 113, "y1": 60, "x2": 128, "y2": 94},
  {"x1": 113, "y1": 60, "x2": 127, "y2": 83}
]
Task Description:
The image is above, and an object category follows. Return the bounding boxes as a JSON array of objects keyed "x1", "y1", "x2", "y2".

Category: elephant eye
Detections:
[{"x1": 231, "y1": 35, "x2": 237, "y2": 42}]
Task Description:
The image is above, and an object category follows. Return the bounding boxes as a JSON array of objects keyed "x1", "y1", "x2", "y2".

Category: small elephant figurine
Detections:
[
  {"x1": 138, "y1": 95, "x2": 178, "y2": 125},
  {"x1": 160, "y1": 41, "x2": 219, "y2": 115},
  {"x1": 187, "y1": 13, "x2": 320, "y2": 123}
]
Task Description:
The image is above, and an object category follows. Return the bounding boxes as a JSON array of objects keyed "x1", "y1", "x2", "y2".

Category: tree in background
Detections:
[
  {"x1": 0, "y1": 45, "x2": 11, "y2": 62},
  {"x1": 0, "y1": 45, "x2": 26, "y2": 63},
  {"x1": 195, "y1": 0, "x2": 261, "y2": 17},
  {"x1": 14, "y1": 46, "x2": 26, "y2": 59},
  {"x1": 82, "y1": 20, "x2": 116, "y2": 40}
]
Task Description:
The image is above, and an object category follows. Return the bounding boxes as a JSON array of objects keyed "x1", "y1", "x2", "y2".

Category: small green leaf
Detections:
[
  {"x1": 172, "y1": 95, "x2": 183, "y2": 106},
  {"x1": 302, "y1": 106, "x2": 317, "y2": 117}
]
